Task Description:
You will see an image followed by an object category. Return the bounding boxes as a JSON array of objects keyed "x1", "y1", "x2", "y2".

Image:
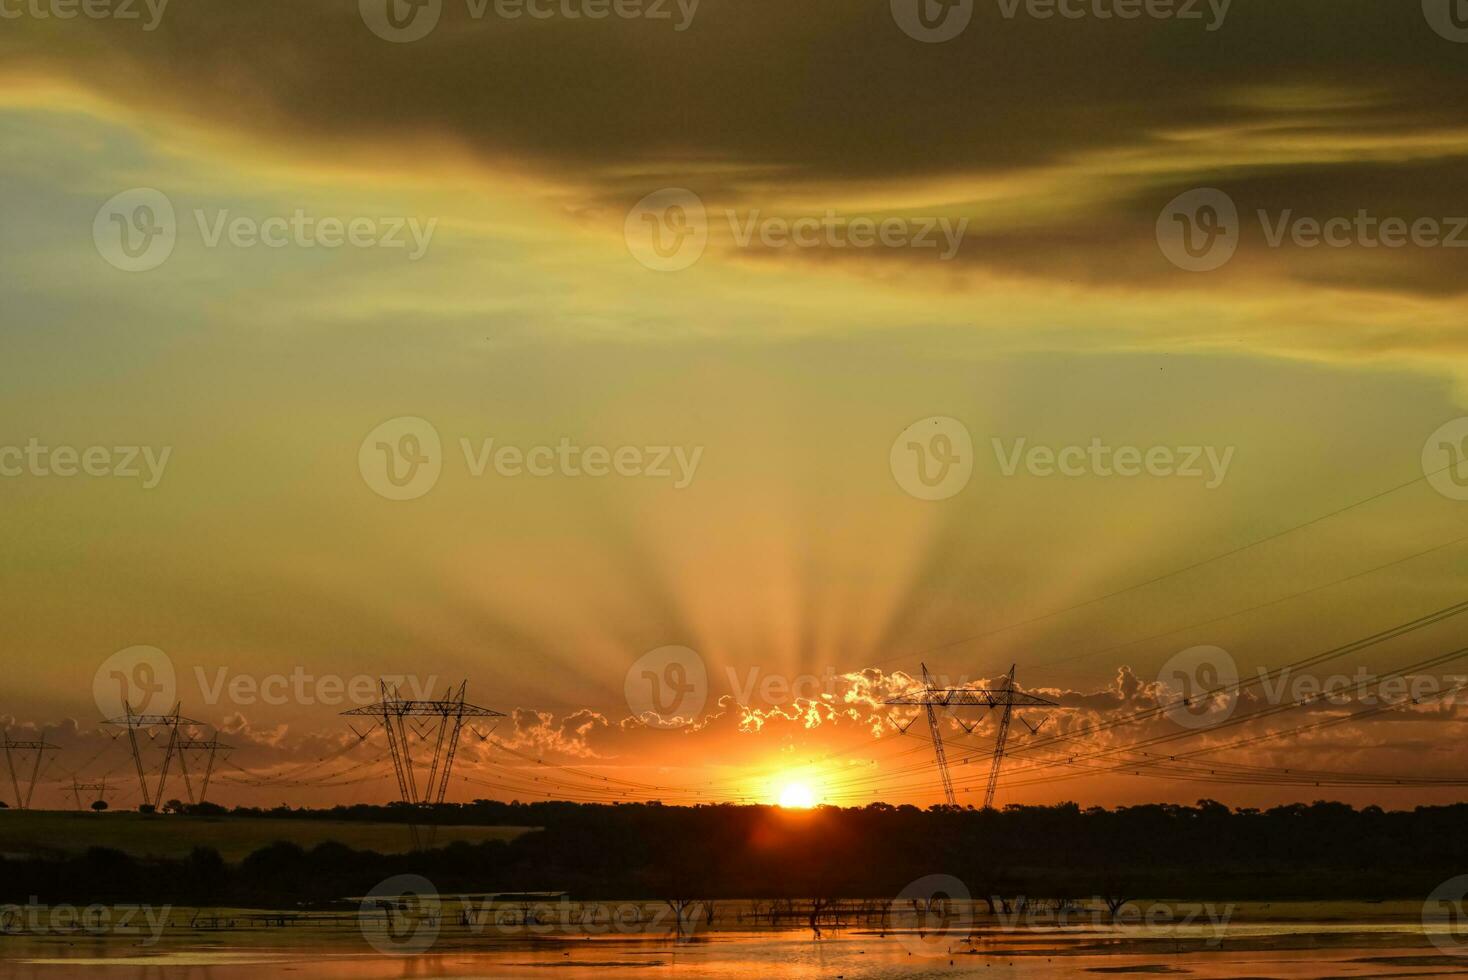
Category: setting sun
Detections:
[{"x1": 778, "y1": 782, "x2": 816, "y2": 808}]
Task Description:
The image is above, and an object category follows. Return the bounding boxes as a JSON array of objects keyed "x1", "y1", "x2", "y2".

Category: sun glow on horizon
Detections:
[{"x1": 777, "y1": 781, "x2": 817, "y2": 808}]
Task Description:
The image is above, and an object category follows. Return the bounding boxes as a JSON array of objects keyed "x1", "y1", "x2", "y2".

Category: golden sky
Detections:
[{"x1": 2, "y1": 0, "x2": 1468, "y2": 811}]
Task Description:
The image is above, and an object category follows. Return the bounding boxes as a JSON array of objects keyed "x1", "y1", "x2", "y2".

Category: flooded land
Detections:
[{"x1": 2, "y1": 901, "x2": 1467, "y2": 979}]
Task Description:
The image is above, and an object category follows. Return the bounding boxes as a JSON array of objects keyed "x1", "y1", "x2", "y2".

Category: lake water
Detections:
[{"x1": 2, "y1": 902, "x2": 1467, "y2": 978}]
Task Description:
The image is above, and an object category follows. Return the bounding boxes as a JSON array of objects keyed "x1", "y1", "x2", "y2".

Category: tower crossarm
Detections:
[
  {"x1": 341, "y1": 700, "x2": 505, "y2": 718},
  {"x1": 341, "y1": 682, "x2": 504, "y2": 842},
  {"x1": 883, "y1": 665, "x2": 1057, "y2": 809},
  {"x1": 101, "y1": 714, "x2": 204, "y2": 727},
  {"x1": 884, "y1": 690, "x2": 1055, "y2": 708}
]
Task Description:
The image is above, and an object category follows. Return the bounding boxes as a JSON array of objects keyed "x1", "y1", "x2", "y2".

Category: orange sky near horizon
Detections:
[{"x1": 2, "y1": 1, "x2": 1468, "y2": 813}]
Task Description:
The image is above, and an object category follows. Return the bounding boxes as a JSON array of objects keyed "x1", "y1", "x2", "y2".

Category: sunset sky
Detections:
[{"x1": 2, "y1": 0, "x2": 1468, "y2": 812}]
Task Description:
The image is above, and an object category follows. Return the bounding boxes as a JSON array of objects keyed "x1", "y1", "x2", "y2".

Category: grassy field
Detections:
[{"x1": 0, "y1": 810, "x2": 532, "y2": 861}]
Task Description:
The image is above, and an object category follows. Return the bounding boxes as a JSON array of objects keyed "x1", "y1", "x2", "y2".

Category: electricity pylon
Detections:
[
  {"x1": 342, "y1": 681, "x2": 504, "y2": 806},
  {"x1": 343, "y1": 681, "x2": 504, "y2": 850},
  {"x1": 980, "y1": 664, "x2": 1055, "y2": 810},
  {"x1": 69, "y1": 777, "x2": 109, "y2": 811},
  {"x1": 101, "y1": 702, "x2": 201, "y2": 810},
  {"x1": 1, "y1": 736, "x2": 57, "y2": 810},
  {"x1": 886, "y1": 663, "x2": 1054, "y2": 808},
  {"x1": 176, "y1": 737, "x2": 231, "y2": 805}
]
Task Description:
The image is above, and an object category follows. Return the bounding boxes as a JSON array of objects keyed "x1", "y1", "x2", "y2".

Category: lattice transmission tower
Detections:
[
  {"x1": 343, "y1": 681, "x2": 504, "y2": 849},
  {"x1": 175, "y1": 737, "x2": 232, "y2": 805},
  {"x1": 342, "y1": 681, "x2": 504, "y2": 806},
  {"x1": 69, "y1": 777, "x2": 109, "y2": 811},
  {"x1": 886, "y1": 663, "x2": 1054, "y2": 808},
  {"x1": 101, "y1": 702, "x2": 202, "y2": 810},
  {"x1": 1, "y1": 736, "x2": 58, "y2": 810}
]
